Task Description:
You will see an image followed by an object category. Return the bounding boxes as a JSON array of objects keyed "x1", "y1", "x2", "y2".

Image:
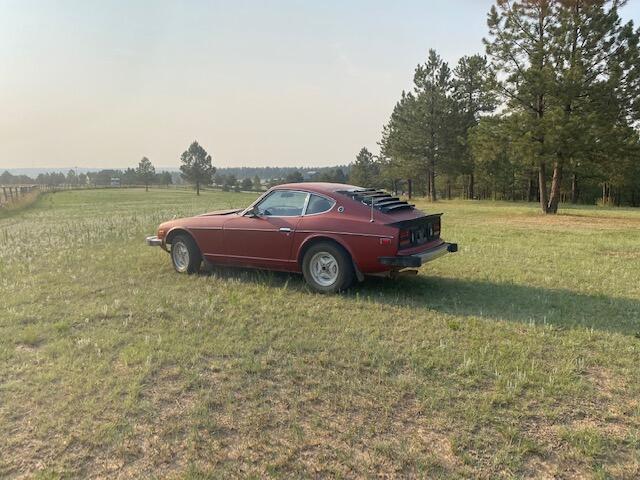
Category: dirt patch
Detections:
[
  {"x1": 14, "y1": 344, "x2": 39, "y2": 353},
  {"x1": 522, "y1": 456, "x2": 558, "y2": 480},
  {"x1": 290, "y1": 394, "x2": 464, "y2": 477},
  {"x1": 604, "y1": 251, "x2": 640, "y2": 259},
  {"x1": 586, "y1": 365, "x2": 625, "y2": 399}
]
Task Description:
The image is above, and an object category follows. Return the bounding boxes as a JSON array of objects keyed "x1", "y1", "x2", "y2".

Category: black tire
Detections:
[
  {"x1": 302, "y1": 241, "x2": 354, "y2": 294},
  {"x1": 170, "y1": 234, "x2": 202, "y2": 274}
]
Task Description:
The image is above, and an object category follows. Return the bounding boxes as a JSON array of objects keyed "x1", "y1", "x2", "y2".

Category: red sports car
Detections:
[{"x1": 146, "y1": 183, "x2": 457, "y2": 293}]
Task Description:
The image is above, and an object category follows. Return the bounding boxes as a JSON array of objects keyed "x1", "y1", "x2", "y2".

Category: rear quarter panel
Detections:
[{"x1": 294, "y1": 208, "x2": 398, "y2": 273}]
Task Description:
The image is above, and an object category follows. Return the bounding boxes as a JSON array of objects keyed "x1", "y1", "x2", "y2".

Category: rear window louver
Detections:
[{"x1": 337, "y1": 189, "x2": 415, "y2": 213}]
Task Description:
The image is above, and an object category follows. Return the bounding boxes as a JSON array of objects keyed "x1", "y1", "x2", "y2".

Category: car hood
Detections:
[
  {"x1": 198, "y1": 208, "x2": 243, "y2": 217},
  {"x1": 158, "y1": 209, "x2": 241, "y2": 232}
]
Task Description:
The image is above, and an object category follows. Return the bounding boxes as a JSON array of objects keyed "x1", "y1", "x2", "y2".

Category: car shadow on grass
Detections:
[
  {"x1": 198, "y1": 266, "x2": 640, "y2": 337},
  {"x1": 356, "y1": 275, "x2": 640, "y2": 337}
]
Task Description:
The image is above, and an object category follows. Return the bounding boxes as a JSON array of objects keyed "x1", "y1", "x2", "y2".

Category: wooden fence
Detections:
[{"x1": 0, "y1": 185, "x2": 39, "y2": 207}]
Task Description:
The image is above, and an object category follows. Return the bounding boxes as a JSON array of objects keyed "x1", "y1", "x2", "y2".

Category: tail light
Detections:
[
  {"x1": 432, "y1": 218, "x2": 441, "y2": 237},
  {"x1": 399, "y1": 229, "x2": 411, "y2": 248}
]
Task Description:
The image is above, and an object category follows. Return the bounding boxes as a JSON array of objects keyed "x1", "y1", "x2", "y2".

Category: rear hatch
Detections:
[
  {"x1": 390, "y1": 214, "x2": 442, "y2": 251},
  {"x1": 335, "y1": 188, "x2": 443, "y2": 251}
]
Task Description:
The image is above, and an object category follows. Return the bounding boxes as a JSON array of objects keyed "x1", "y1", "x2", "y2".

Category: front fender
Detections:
[{"x1": 164, "y1": 226, "x2": 204, "y2": 253}]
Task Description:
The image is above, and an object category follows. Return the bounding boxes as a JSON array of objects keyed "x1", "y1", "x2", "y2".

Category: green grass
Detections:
[{"x1": 1, "y1": 188, "x2": 639, "y2": 478}]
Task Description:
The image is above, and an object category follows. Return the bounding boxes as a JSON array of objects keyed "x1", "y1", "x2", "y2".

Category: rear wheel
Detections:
[
  {"x1": 302, "y1": 242, "x2": 354, "y2": 293},
  {"x1": 170, "y1": 234, "x2": 202, "y2": 274}
]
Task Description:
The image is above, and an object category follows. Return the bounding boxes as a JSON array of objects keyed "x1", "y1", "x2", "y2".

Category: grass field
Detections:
[{"x1": 1, "y1": 188, "x2": 639, "y2": 479}]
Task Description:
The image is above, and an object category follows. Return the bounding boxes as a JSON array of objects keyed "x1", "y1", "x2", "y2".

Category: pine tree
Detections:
[
  {"x1": 349, "y1": 147, "x2": 379, "y2": 188},
  {"x1": 452, "y1": 55, "x2": 497, "y2": 199},
  {"x1": 484, "y1": 0, "x2": 639, "y2": 213},
  {"x1": 179, "y1": 141, "x2": 215, "y2": 195},
  {"x1": 413, "y1": 50, "x2": 456, "y2": 201},
  {"x1": 380, "y1": 91, "x2": 426, "y2": 199},
  {"x1": 136, "y1": 157, "x2": 156, "y2": 192},
  {"x1": 484, "y1": 1, "x2": 557, "y2": 212}
]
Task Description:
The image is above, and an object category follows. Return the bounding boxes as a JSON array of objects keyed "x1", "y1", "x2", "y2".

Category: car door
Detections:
[{"x1": 222, "y1": 190, "x2": 308, "y2": 270}]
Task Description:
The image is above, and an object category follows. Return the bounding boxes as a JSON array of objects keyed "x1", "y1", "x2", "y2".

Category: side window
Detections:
[
  {"x1": 305, "y1": 194, "x2": 335, "y2": 215},
  {"x1": 256, "y1": 190, "x2": 308, "y2": 216}
]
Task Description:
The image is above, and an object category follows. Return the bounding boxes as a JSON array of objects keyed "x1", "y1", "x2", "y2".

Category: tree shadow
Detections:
[{"x1": 198, "y1": 266, "x2": 640, "y2": 337}]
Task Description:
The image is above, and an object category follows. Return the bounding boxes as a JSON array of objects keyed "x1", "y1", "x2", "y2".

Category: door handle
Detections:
[{"x1": 279, "y1": 227, "x2": 292, "y2": 233}]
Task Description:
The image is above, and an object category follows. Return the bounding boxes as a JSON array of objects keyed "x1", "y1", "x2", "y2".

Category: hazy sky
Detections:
[{"x1": 1, "y1": 1, "x2": 639, "y2": 170}]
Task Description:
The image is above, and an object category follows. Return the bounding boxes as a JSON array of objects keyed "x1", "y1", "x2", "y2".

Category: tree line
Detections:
[
  {"x1": 1, "y1": 140, "x2": 351, "y2": 195},
  {"x1": 0, "y1": 164, "x2": 173, "y2": 189},
  {"x1": 349, "y1": 0, "x2": 640, "y2": 212},
  {"x1": 178, "y1": 141, "x2": 350, "y2": 194}
]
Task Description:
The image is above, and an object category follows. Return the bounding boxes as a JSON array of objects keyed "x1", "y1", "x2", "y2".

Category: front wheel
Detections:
[
  {"x1": 170, "y1": 234, "x2": 202, "y2": 274},
  {"x1": 302, "y1": 242, "x2": 354, "y2": 293}
]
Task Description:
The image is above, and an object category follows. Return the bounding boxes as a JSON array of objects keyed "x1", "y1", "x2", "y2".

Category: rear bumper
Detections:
[
  {"x1": 379, "y1": 242, "x2": 458, "y2": 268},
  {"x1": 146, "y1": 235, "x2": 163, "y2": 247}
]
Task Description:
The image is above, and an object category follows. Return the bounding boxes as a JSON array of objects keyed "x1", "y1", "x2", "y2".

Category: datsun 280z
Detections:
[{"x1": 146, "y1": 182, "x2": 457, "y2": 293}]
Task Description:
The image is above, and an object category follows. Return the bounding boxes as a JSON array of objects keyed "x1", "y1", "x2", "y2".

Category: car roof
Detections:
[{"x1": 273, "y1": 182, "x2": 362, "y2": 194}]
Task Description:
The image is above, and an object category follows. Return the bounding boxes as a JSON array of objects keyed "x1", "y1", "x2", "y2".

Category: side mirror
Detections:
[{"x1": 245, "y1": 206, "x2": 261, "y2": 218}]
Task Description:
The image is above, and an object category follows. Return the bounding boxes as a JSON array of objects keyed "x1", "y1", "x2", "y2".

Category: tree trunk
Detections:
[
  {"x1": 446, "y1": 179, "x2": 451, "y2": 200},
  {"x1": 527, "y1": 172, "x2": 535, "y2": 202},
  {"x1": 196, "y1": 181, "x2": 200, "y2": 196},
  {"x1": 145, "y1": 183, "x2": 149, "y2": 192},
  {"x1": 407, "y1": 178, "x2": 412, "y2": 200},
  {"x1": 571, "y1": 173, "x2": 578, "y2": 204},
  {"x1": 468, "y1": 173, "x2": 475, "y2": 200},
  {"x1": 538, "y1": 162, "x2": 548, "y2": 213},
  {"x1": 425, "y1": 172, "x2": 431, "y2": 199},
  {"x1": 429, "y1": 170, "x2": 437, "y2": 202},
  {"x1": 547, "y1": 162, "x2": 562, "y2": 214}
]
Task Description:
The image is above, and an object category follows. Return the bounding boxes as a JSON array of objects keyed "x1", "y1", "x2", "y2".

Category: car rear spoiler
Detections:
[
  {"x1": 337, "y1": 189, "x2": 415, "y2": 213},
  {"x1": 387, "y1": 213, "x2": 443, "y2": 229}
]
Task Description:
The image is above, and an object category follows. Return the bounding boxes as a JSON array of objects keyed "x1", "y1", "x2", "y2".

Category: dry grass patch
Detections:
[{"x1": 487, "y1": 212, "x2": 640, "y2": 231}]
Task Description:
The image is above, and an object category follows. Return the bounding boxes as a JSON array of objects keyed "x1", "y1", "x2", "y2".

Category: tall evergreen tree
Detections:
[
  {"x1": 412, "y1": 50, "x2": 456, "y2": 201},
  {"x1": 179, "y1": 141, "x2": 215, "y2": 195},
  {"x1": 452, "y1": 55, "x2": 497, "y2": 199},
  {"x1": 484, "y1": 0, "x2": 557, "y2": 212},
  {"x1": 349, "y1": 147, "x2": 380, "y2": 188},
  {"x1": 136, "y1": 157, "x2": 156, "y2": 191},
  {"x1": 484, "y1": 0, "x2": 639, "y2": 213}
]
